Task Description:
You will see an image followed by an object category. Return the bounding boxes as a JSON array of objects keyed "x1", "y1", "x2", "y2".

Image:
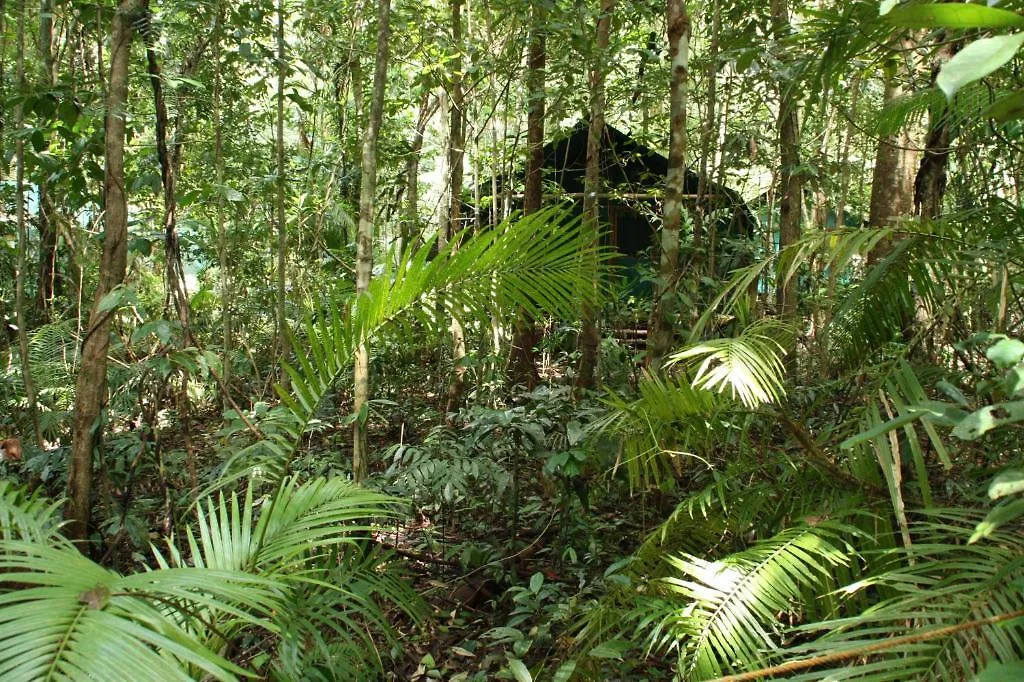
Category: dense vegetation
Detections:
[{"x1": 2, "y1": 0, "x2": 1024, "y2": 679}]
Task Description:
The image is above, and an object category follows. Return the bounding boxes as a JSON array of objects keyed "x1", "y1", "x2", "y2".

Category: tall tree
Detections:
[
  {"x1": 575, "y1": 0, "x2": 615, "y2": 391},
  {"x1": 867, "y1": 43, "x2": 917, "y2": 261},
  {"x1": 143, "y1": 14, "x2": 192, "y2": 344},
  {"x1": 15, "y1": 0, "x2": 42, "y2": 447},
  {"x1": 352, "y1": 0, "x2": 391, "y2": 482},
  {"x1": 694, "y1": 0, "x2": 721, "y2": 262},
  {"x1": 275, "y1": 0, "x2": 290, "y2": 369},
  {"x1": 67, "y1": 0, "x2": 144, "y2": 547},
  {"x1": 214, "y1": 4, "x2": 231, "y2": 407},
  {"x1": 36, "y1": 0, "x2": 58, "y2": 317},
  {"x1": 445, "y1": 0, "x2": 468, "y2": 412},
  {"x1": 508, "y1": 1, "x2": 547, "y2": 388},
  {"x1": 772, "y1": 0, "x2": 802, "y2": 330},
  {"x1": 647, "y1": 0, "x2": 690, "y2": 372},
  {"x1": 914, "y1": 37, "x2": 958, "y2": 220}
]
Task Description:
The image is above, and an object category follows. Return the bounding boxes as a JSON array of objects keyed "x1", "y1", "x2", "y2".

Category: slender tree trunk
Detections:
[
  {"x1": 15, "y1": 0, "x2": 42, "y2": 447},
  {"x1": 36, "y1": 0, "x2": 59, "y2": 318},
  {"x1": 772, "y1": 0, "x2": 801, "y2": 333},
  {"x1": 914, "y1": 37, "x2": 958, "y2": 220},
  {"x1": 647, "y1": 0, "x2": 690, "y2": 372},
  {"x1": 144, "y1": 20, "x2": 191, "y2": 345},
  {"x1": 352, "y1": 0, "x2": 391, "y2": 482},
  {"x1": 403, "y1": 92, "x2": 432, "y2": 257},
  {"x1": 214, "y1": 5, "x2": 231, "y2": 408},
  {"x1": 274, "y1": 0, "x2": 290, "y2": 373},
  {"x1": 67, "y1": 0, "x2": 142, "y2": 548},
  {"x1": 508, "y1": 3, "x2": 546, "y2": 388},
  {"x1": 575, "y1": 0, "x2": 614, "y2": 391},
  {"x1": 694, "y1": 0, "x2": 720, "y2": 262},
  {"x1": 0, "y1": 0, "x2": 6, "y2": 189},
  {"x1": 445, "y1": 0, "x2": 468, "y2": 413}
]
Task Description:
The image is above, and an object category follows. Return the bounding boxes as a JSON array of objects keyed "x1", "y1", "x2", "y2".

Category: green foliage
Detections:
[
  {"x1": 0, "y1": 477, "x2": 419, "y2": 680},
  {"x1": 653, "y1": 522, "x2": 857, "y2": 680},
  {"x1": 219, "y1": 207, "x2": 608, "y2": 487},
  {"x1": 668, "y1": 319, "x2": 792, "y2": 408}
]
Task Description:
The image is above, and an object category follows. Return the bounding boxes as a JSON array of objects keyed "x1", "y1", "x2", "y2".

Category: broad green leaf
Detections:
[
  {"x1": 1005, "y1": 366, "x2": 1024, "y2": 396},
  {"x1": 97, "y1": 286, "x2": 127, "y2": 313},
  {"x1": 529, "y1": 572, "x2": 544, "y2": 594},
  {"x1": 986, "y1": 337, "x2": 1024, "y2": 369},
  {"x1": 588, "y1": 639, "x2": 633, "y2": 659},
  {"x1": 989, "y1": 470, "x2": 1024, "y2": 499},
  {"x1": 887, "y1": 4, "x2": 1024, "y2": 29},
  {"x1": 986, "y1": 89, "x2": 1024, "y2": 121},
  {"x1": 937, "y1": 33, "x2": 1024, "y2": 99},
  {"x1": 507, "y1": 657, "x2": 533, "y2": 682},
  {"x1": 952, "y1": 400, "x2": 1024, "y2": 440},
  {"x1": 552, "y1": 660, "x2": 577, "y2": 682}
]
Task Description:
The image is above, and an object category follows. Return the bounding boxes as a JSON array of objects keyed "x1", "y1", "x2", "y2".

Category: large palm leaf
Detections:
[
  {"x1": 0, "y1": 539, "x2": 281, "y2": 681},
  {"x1": 668, "y1": 319, "x2": 792, "y2": 408},
  {"x1": 220, "y1": 206, "x2": 609, "y2": 485},
  {"x1": 649, "y1": 522, "x2": 858, "y2": 681},
  {"x1": 151, "y1": 477, "x2": 420, "y2": 676},
  {"x1": 773, "y1": 511, "x2": 1024, "y2": 681}
]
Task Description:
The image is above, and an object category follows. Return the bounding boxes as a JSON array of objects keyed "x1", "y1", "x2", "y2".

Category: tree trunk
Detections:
[
  {"x1": 772, "y1": 0, "x2": 801, "y2": 336},
  {"x1": 647, "y1": 0, "x2": 690, "y2": 372},
  {"x1": 575, "y1": 0, "x2": 614, "y2": 391},
  {"x1": 867, "y1": 53, "x2": 918, "y2": 261},
  {"x1": 144, "y1": 23, "x2": 192, "y2": 345},
  {"x1": 215, "y1": 6, "x2": 231, "y2": 408},
  {"x1": 914, "y1": 38, "x2": 958, "y2": 220},
  {"x1": 694, "y1": 0, "x2": 720, "y2": 262},
  {"x1": 508, "y1": 2, "x2": 546, "y2": 388},
  {"x1": 67, "y1": 0, "x2": 142, "y2": 548},
  {"x1": 36, "y1": 0, "x2": 59, "y2": 318},
  {"x1": 352, "y1": 0, "x2": 391, "y2": 482},
  {"x1": 275, "y1": 0, "x2": 289, "y2": 370},
  {"x1": 402, "y1": 92, "x2": 433, "y2": 258},
  {"x1": 445, "y1": 0, "x2": 468, "y2": 413},
  {"x1": 15, "y1": 0, "x2": 42, "y2": 447}
]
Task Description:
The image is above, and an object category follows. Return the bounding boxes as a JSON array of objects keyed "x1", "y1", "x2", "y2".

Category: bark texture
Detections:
[
  {"x1": 575, "y1": 0, "x2": 615, "y2": 391},
  {"x1": 772, "y1": 0, "x2": 802, "y2": 328},
  {"x1": 647, "y1": 0, "x2": 690, "y2": 372},
  {"x1": 508, "y1": 3, "x2": 546, "y2": 388},
  {"x1": 353, "y1": 0, "x2": 391, "y2": 481},
  {"x1": 67, "y1": 0, "x2": 143, "y2": 547}
]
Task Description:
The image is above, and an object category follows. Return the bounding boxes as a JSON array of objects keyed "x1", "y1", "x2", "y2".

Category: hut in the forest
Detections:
[{"x1": 476, "y1": 122, "x2": 757, "y2": 291}]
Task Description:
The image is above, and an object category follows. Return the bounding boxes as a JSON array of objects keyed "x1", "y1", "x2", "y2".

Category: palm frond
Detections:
[
  {"x1": 651, "y1": 522, "x2": 857, "y2": 680},
  {"x1": 595, "y1": 371, "x2": 724, "y2": 492},
  {"x1": 156, "y1": 477, "x2": 400, "y2": 573},
  {"x1": 0, "y1": 540, "x2": 280, "y2": 681},
  {"x1": 0, "y1": 482, "x2": 64, "y2": 543},
  {"x1": 669, "y1": 319, "x2": 792, "y2": 408},
  {"x1": 776, "y1": 511, "x2": 1024, "y2": 681},
  {"x1": 220, "y1": 206, "x2": 610, "y2": 484}
]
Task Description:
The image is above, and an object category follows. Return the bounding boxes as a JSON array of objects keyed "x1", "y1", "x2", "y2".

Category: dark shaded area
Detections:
[{"x1": 475, "y1": 122, "x2": 757, "y2": 291}]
